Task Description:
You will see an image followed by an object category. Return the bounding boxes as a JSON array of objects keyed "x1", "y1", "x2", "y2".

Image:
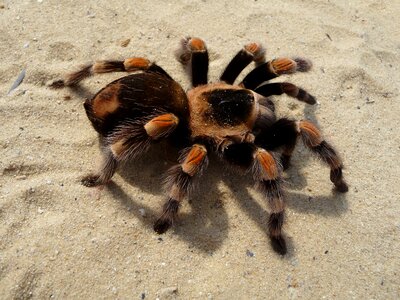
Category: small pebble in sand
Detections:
[
  {"x1": 157, "y1": 286, "x2": 178, "y2": 298},
  {"x1": 246, "y1": 250, "x2": 254, "y2": 257},
  {"x1": 119, "y1": 38, "x2": 131, "y2": 47},
  {"x1": 139, "y1": 208, "x2": 146, "y2": 217},
  {"x1": 290, "y1": 258, "x2": 299, "y2": 266},
  {"x1": 8, "y1": 69, "x2": 26, "y2": 95},
  {"x1": 365, "y1": 97, "x2": 375, "y2": 104}
]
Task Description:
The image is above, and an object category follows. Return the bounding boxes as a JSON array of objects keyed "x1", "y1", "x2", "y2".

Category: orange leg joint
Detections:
[
  {"x1": 181, "y1": 144, "x2": 207, "y2": 176},
  {"x1": 254, "y1": 148, "x2": 279, "y2": 180},
  {"x1": 123, "y1": 57, "x2": 151, "y2": 72},
  {"x1": 144, "y1": 113, "x2": 179, "y2": 139},
  {"x1": 270, "y1": 58, "x2": 296, "y2": 75}
]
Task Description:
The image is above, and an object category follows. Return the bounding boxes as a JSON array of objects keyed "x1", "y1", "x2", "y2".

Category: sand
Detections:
[{"x1": 1, "y1": 0, "x2": 399, "y2": 299}]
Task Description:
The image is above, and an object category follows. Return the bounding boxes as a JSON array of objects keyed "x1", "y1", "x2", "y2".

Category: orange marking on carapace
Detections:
[
  {"x1": 255, "y1": 149, "x2": 279, "y2": 180},
  {"x1": 92, "y1": 83, "x2": 120, "y2": 118},
  {"x1": 144, "y1": 114, "x2": 179, "y2": 139},
  {"x1": 244, "y1": 42, "x2": 260, "y2": 55},
  {"x1": 182, "y1": 144, "x2": 207, "y2": 176},
  {"x1": 270, "y1": 58, "x2": 296, "y2": 74},
  {"x1": 299, "y1": 121, "x2": 322, "y2": 147},
  {"x1": 123, "y1": 57, "x2": 150, "y2": 71},
  {"x1": 189, "y1": 38, "x2": 206, "y2": 51}
]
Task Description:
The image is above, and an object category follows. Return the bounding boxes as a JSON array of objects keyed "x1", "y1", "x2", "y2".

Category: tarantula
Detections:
[{"x1": 52, "y1": 37, "x2": 348, "y2": 255}]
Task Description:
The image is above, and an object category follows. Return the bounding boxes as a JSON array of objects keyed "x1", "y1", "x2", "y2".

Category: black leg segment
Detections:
[
  {"x1": 175, "y1": 37, "x2": 209, "y2": 87},
  {"x1": 255, "y1": 82, "x2": 316, "y2": 105},
  {"x1": 220, "y1": 42, "x2": 265, "y2": 84}
]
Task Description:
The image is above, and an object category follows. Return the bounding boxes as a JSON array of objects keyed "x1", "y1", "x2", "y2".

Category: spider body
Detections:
[{"x1": 53, "y1": 37, "x2": 348, "y2": 255}]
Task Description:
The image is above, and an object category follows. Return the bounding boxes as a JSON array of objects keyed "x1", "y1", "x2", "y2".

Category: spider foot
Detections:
[
  {"x1": 154, "y1": 198, "x2": 180, "y2": 234},
  {"x1": 81, "y1": 174, "x2": 102, "y2": 187},
  {"x1": 293, "y1": 57, "x2": 313, "y2": 72},
  {"x1": 270, "y1": 235, "x2": 287, "y2": 255},
  {"x1": 334, "y1": 181, "x2": 349, "y2": 193},
  {"x1": 330, "y1": 168, "x2": 349, "y2": 193},
  {"x1": 48, "y1": 79, "x2": 66, "y2": 89},
  {"x1": 153, "y1": 218, "x2": 172, "y2": 234}
]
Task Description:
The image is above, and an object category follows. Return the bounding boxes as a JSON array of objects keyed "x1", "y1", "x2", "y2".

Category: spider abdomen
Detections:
[{"x1": 84, "y1": 71, "x2": 189, "y2": 137}]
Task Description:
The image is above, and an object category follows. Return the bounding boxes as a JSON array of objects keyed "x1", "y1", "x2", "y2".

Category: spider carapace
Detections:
[{"x1": 52, "y1": 37, "x2": 348, "y2": 255}]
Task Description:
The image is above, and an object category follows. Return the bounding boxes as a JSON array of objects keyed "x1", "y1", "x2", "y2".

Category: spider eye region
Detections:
[{"x1": 206, "y1": 89, "x2": 254, "y2": 126}]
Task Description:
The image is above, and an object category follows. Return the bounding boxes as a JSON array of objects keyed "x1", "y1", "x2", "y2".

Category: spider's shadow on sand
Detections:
[{"x1": 103, "y1": 102, "x2": 348, "y2": 256}]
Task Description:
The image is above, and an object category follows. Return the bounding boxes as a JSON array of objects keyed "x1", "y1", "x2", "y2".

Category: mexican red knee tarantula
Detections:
[{"x1": 52, "y1": 37, "x2": 348, "y2": 255}]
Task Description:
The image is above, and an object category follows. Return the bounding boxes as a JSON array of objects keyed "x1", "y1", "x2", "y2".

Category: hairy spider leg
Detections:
[
  {"x1": 252, "y1": 148, "x2": 287, "y2": 255},
  {"x1": 236, "y1": 57, "x2": 315, "y2": 105},
  {"x1": 255, "y1": 118, "x2": 348, "y2": 192},
  {"x1": 297, "y1": 120, "x2": 348, "y2": 192},
  {"x1": 81, "y1": 113, "x2": 179, "y2": 187},
  {"x1": 154, "y1": 144, "x2": 208, "y2": 233},
  {"x1": 221, "y1": 143, "x2": 287, "y2": 255},
  {"x1": 175, "y1": 37, "x2": 209, "y2": 87},
  {"x1": 255, "y1": 82, "x2": 316, "y2": 105},
  {"x1": 50, "y1": 58, "x2": 171, "y2": 88},
  {"x1": 241, "y1": 57, "x2": 312, "y2": 90},
  {"x1": 220, "y1": 42, "x2": 266, "y2": 84}
]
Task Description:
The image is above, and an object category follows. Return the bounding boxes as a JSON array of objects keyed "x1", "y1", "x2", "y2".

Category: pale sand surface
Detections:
[{"x1": 1, "y1": 0, "x2": 399, "y2": 299}]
